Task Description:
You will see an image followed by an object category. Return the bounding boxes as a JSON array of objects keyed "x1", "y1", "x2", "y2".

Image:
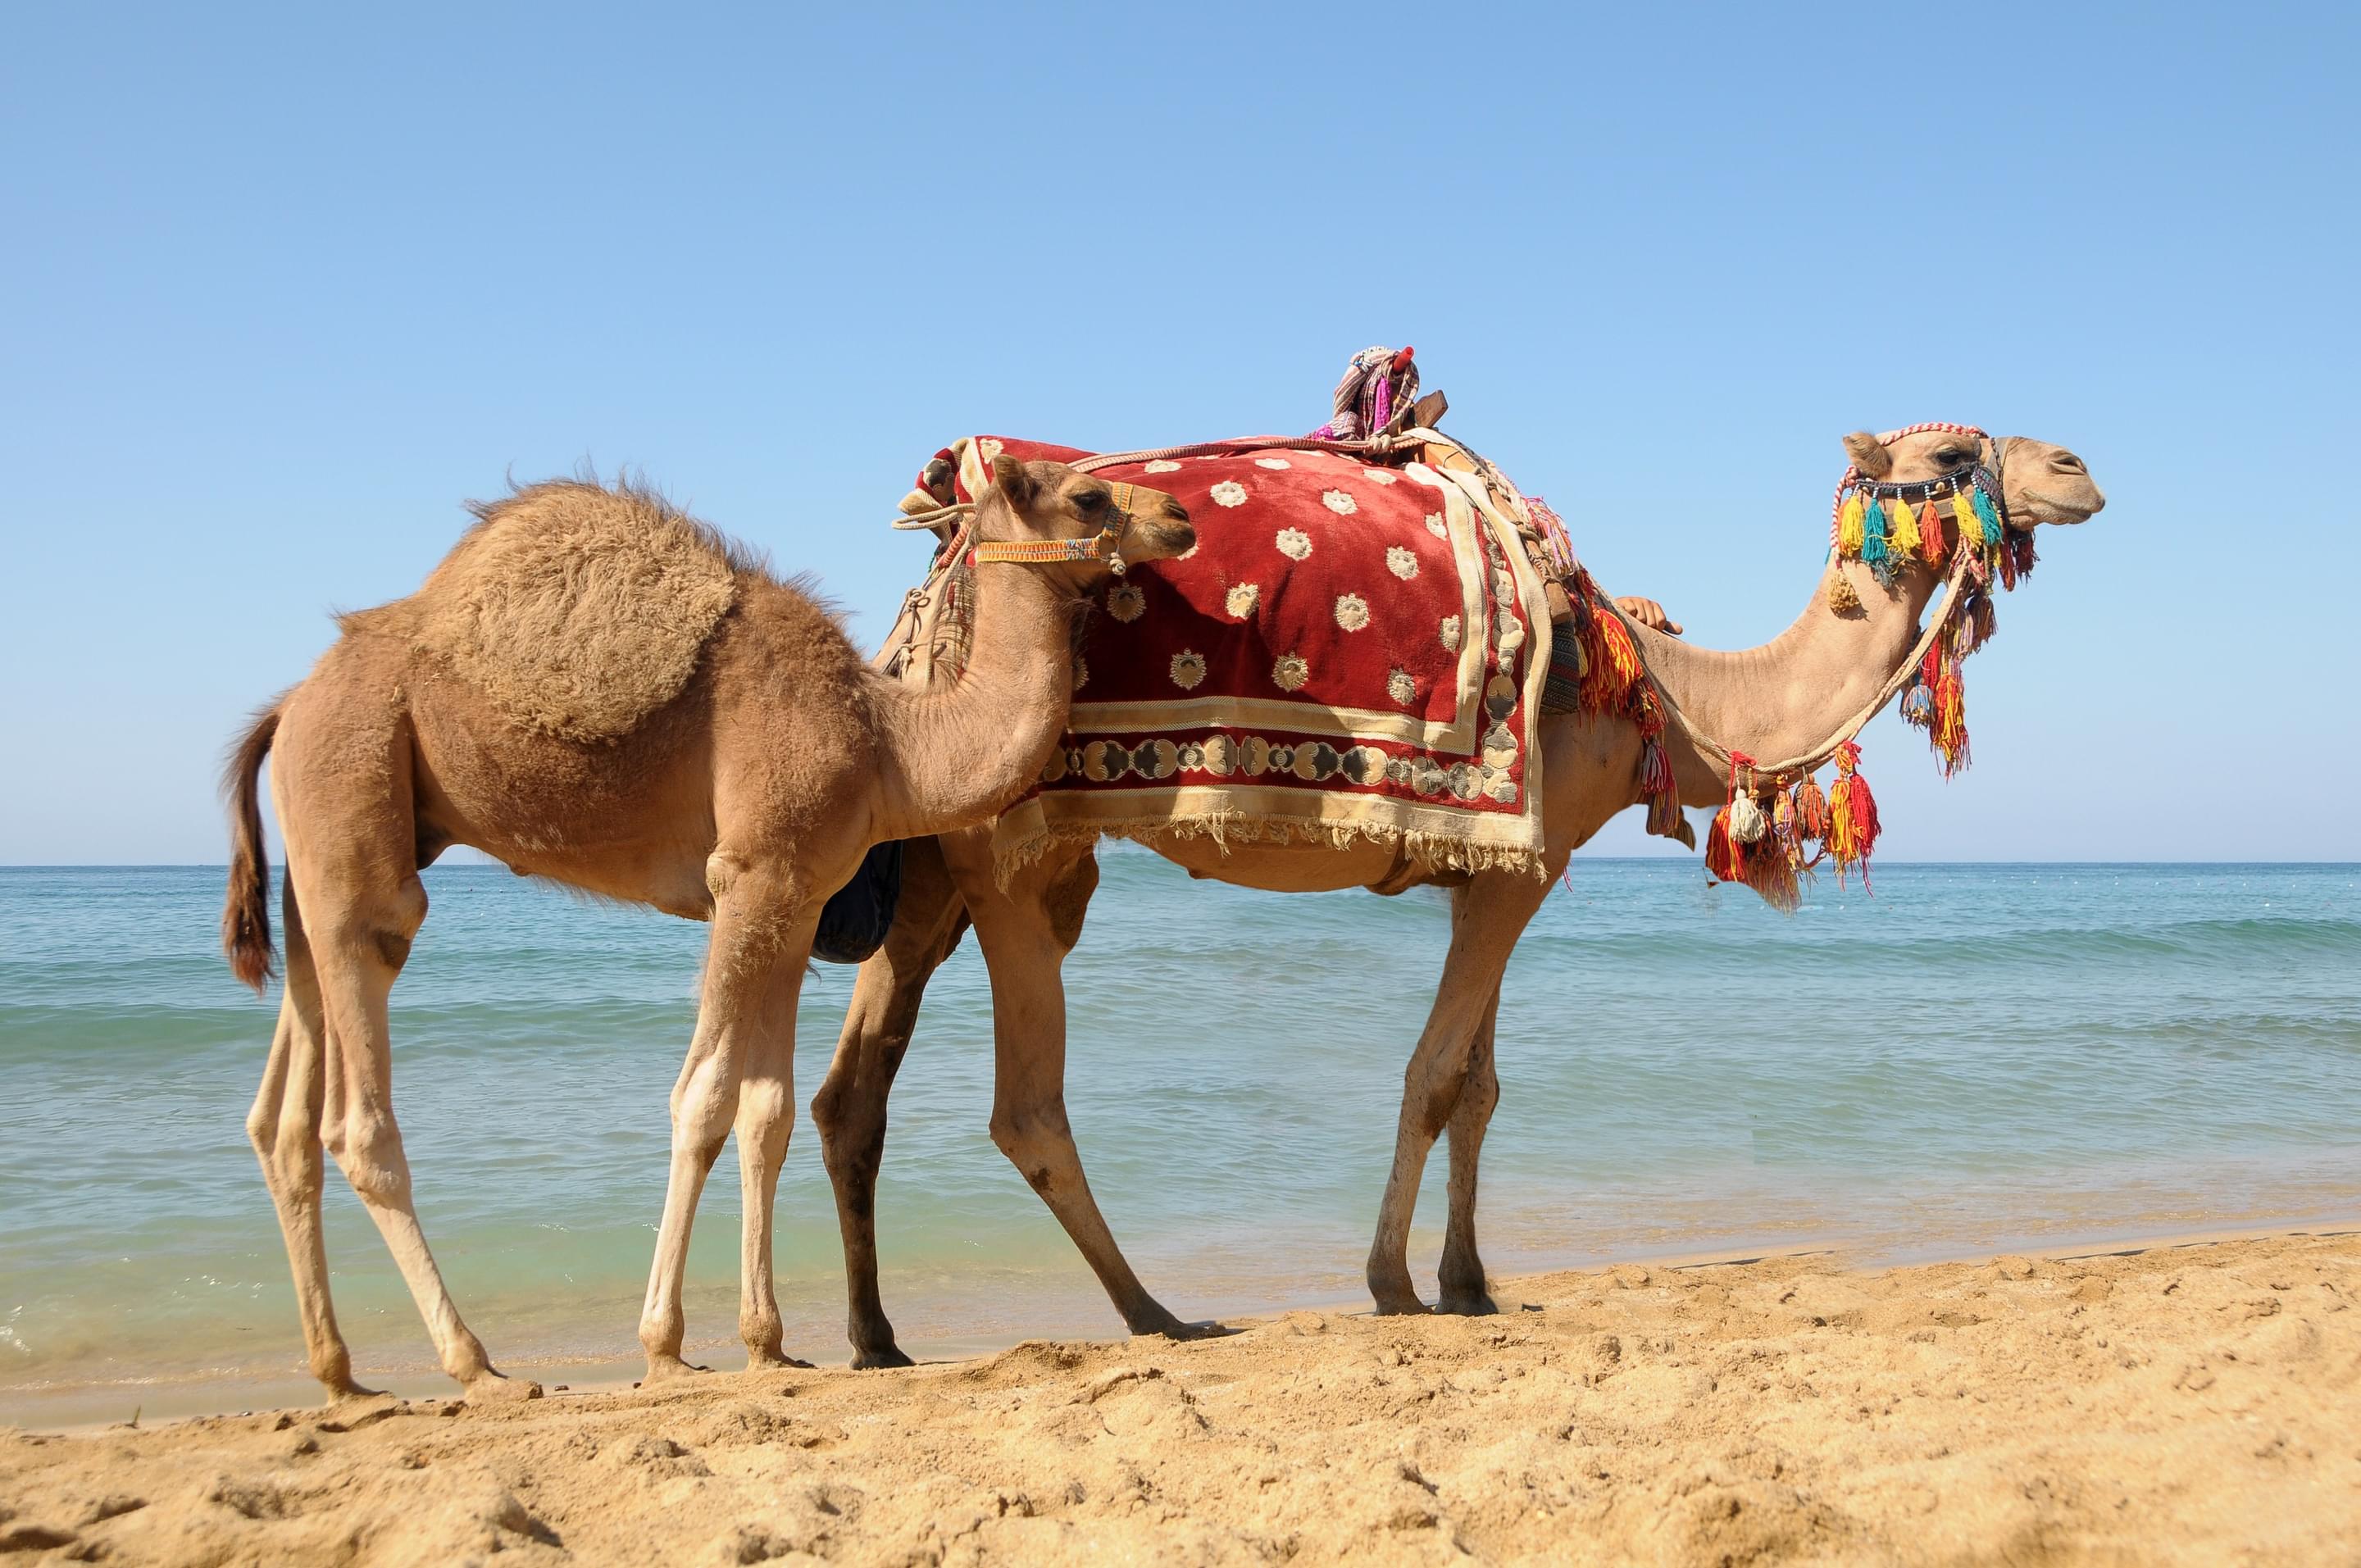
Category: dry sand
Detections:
[{"x1": 4, "y1": 1231, "x2": 2357, "y2": 1566}]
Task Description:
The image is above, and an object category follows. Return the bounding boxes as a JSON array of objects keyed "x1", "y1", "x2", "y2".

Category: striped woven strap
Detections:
[{"x1": 971, "y1": 483, "x2": 1135, "y2": 569}]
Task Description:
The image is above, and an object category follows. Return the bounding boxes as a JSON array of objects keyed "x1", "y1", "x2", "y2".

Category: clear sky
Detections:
[{"x1": 4, "y1": 2, "x2": 2354, "y2": 864}]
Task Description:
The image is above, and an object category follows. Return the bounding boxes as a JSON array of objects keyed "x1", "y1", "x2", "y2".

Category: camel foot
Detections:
[
  {"x1": 1131, "y1": 1316, "x2": 1236, "y2": 1343},
  {"x1": 462, "y1": 1370, "x2": 544, "y2": 1403},
  {"x1": 1367, "y1": 1269, "x2": 1430, "y2": 1316},
  {"x1": 639, "y1": 1354, "x2": 711, "y2": 1385},
  {"x1": 1435, "y1": 1289, "x2": 1499, "y2": 1317},
  {"x1": 850, "y1": 1344, "x2": 915, "y2": 1371},
  {"x1": 322, "y1": 1379, "x2": 388, "y2": 1405},
  {"x1": 745, "y1": 1349, "x2": 817, "y2": 1372}
]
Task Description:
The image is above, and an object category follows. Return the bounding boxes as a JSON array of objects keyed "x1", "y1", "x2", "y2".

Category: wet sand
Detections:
[{"x1": 4, "y1": 1230, "x2": 2356, "y2": 1565}]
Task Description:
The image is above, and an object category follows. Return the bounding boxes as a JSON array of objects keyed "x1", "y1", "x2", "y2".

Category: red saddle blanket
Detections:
[{"x1": 939, "y1": 435, "x2": 1556, "y2": 879}]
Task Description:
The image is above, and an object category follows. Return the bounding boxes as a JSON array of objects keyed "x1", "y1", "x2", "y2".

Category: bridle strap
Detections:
[{"x1": 971, "y1": 481, "x2": 1139, "y2": 571}]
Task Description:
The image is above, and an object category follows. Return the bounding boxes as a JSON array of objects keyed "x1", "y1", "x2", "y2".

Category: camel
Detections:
[
  {"x1": 218, "y1": 457, "x2": 1192, "y2": 1401},
  {"x1": 807, "y1": 427, "x2": 2106, "y2": 1366}
]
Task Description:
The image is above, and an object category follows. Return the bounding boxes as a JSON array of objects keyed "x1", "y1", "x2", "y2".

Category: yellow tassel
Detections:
[
  {"x1": 1837, "y1": 494, "x2": 1866, "y2": 557},
  {"x1": 1887, "y1": 496, "x2": 1919, "y2": 554},
  {"x1": 1827, "y1": 573, "x2": 1861, "y2": 613},
  {"x1": 1952, "y1": 489, "x2": 1983, "y2": 548}
]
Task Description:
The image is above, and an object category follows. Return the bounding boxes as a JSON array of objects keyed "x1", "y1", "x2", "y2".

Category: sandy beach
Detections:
[{"x1": 4, "y1": 1229, "x2": 2354, "y2": 1566}]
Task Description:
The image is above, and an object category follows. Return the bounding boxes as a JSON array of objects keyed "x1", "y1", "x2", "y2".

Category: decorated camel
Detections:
[
  {"x1": 219, "y1": 459, "x2": 1192, "y2": 1401},
  {"x1": 807, "y1": 422, "x2": 2105, "y2": 1366}
]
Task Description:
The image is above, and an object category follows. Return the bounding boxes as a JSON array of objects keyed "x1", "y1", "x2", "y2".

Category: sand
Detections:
[{"x1": 4, "y1": 1232, "x2": 2356, "y2": 1566}]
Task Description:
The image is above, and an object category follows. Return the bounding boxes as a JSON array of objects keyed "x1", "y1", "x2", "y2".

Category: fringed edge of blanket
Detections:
[{"x1": 990, "y1": 803, "x2": 1548, "y2": 889}]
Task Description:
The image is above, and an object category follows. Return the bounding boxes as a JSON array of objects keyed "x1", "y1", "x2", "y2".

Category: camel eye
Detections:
[
  {"x1": 1934, "y1": 448, "x2": 1968, "y2": 466},
  {"x1": 1074, "y1": 490, "x2": 1108, "y2": 516}
]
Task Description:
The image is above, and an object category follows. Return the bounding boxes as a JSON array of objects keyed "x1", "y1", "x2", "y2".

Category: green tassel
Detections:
[{"x1": 1972, "y1": 484, "x2": 2003, "y2": 539}]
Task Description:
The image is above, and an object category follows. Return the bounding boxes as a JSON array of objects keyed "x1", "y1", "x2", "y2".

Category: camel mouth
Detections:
[
  {"x1": 1138, "y1": 520, "x2": 1196, "y2": 560},
  {"x1": 2021, "y1": 490, "x2": 2102, "y2": 525}
]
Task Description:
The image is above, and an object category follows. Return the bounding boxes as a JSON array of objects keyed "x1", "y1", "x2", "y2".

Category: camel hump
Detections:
[{"x1": 410, "y1": 477, "x2": 746, "y2": 743}]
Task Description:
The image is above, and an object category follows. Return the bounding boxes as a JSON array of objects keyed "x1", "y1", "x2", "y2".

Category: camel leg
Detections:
[
  {"x1": 639, "y1": 854, "x2": 815, "y2": 1382},
  {"x1": 291, "y1": 851, "x2": 534, "y2": 1400},
  {"x1": 944, "y1": 839, "x2": 1205, "y2": 1339},
  {"x1": 1435, "y1": 987, "x2": 1503, "y2": 1316},
  {"x1": 243, "y1": 885, "x2": 373, "y2": 1398},
  {"x1": 811, "y1": 835, "x2": 967, "y2": 1369},
  {"x1": 1367, "y1": 868, "x2": 1551, "y2": 1315}
]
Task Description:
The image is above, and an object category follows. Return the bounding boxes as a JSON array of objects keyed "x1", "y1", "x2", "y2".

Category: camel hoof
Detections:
[
  {"x1": 850, "y1": 1345, "x2": 915, "y2": 1370},
  {"x1": 324, "y1": 1380, "x2": 389, "y2": 1405},
  {"x1": 639, "y1": 1355, "x2": 709, "y2": 1385},
  {"x1": 1435, "y1": 1291, "x2": 1500, "y2": 1317},
  {"x1": 1134, "y1": 1316, "x2": 1235, "y2": 1343},
  {"x1": 746, "y1": 1350, "x2": 816, "y2": 1372},
  {"x1": 1368, "y1": 1292, "x2": 1431, "y2": 1316},
  {"x1": 463, "y1": 1371, "x2": 543, "y2": 1403}
]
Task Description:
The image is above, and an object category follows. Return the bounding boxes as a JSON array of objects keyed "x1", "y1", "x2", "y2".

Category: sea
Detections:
[{"x1": 3, "y1": 857, "x2": 2357, "y2": 1425}]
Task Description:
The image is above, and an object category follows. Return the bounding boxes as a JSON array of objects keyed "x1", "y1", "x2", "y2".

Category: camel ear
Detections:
[
  {"x1": 1842, "y1": 432, "x2": 1892, "y2": 479},
  {"x1": 990, "y1": 453, "x2": 1035, "y2": 507}
]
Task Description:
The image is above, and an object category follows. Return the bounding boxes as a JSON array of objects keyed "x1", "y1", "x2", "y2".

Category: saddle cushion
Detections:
[{"x1": 945, "y1": 436, "x2": 1555, "y2": 880}]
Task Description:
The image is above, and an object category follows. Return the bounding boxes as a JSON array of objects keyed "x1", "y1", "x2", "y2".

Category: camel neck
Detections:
[
  {"x1": 1633, "y1": 550, "x2": 1945, "y2": 802},
  {"x1": 870, "y1": 556, "x2": 1079, "y2": 839}
]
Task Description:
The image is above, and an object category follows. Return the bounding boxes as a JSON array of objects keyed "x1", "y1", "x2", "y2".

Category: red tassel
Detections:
[
  {"x1": 1581, "y1": 607, "x2": 1645, "y2": 711},
  {"x1": 1930, "y1": 656, "x2": 1970, "y2": 775},
  {"x1": 1704, "y1": 807, "x2": 1741, "y2": 882},
  {"x1": 1827, "y1": 742, "x2": 1881, "y2": 889},
  {"x1": 1919, "y1": 500, "x2": 1946, "y2": 563},
  {"x1": 1792, "y1": 776, "x2": 1831, "y2": 842},
  {"x1": 2009, "y1": 529, "x2": 2037, "y2": 582}
]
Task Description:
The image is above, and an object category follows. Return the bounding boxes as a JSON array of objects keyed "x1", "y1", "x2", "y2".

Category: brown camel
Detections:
[
  {"x1": 807, "y1": 428, "x2": 2106, "y2": 1366},
  {"x1": 218, "y1": 457, "x2": 1191, "y2": 1401}
]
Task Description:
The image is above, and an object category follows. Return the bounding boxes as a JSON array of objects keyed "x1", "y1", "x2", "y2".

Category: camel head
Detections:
[
  {"x1": 977, "y1": 455, "x2": 1194, "y2": 580},
  {"x1": 1841, "y1": 428, "x2": 2105, "y2": 529}
]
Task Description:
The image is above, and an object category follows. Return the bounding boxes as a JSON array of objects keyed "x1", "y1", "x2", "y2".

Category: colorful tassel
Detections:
[
  {"x1": 1827, "y1": 573, "x2": 1861, "y2": 614},
  {"x1": 1861, "y1": 497, "x2": 1891, "y2": 579},
  {"x1": 1729, "y1": 790, "x2": 1768, "y2": 844},
  {"x1": 1740, "y1": 842, "x2": 1803, "y2": 912},
  {"x1": 1929, "y1": 654, "x2": 1969, "y2": 775},
  {"x1": 1952, "y1": 488, "x2": 1983, "y2": 549},
  {"x1": 1918, "y1": 499, "x2": 1947, "y2": 562},
  {"x1": 1640, "y1": 736, "x2": 1674, "y2": 798},
  {"x1": 1647, "y1": 775, "x2": 1685, "y2": 839},
  {"x1": 1704, "y1": 807, "x2": 1741, "y2": 881},
  {"x1": 1971, "y1": 484, "x2": 2002, "y2": 539},
  {"x1": 1837, "y1": 493, "x2": 1866, "y2": 557},
  {"x1": 1900, "y1": 682, "x2": 1933, "y2": 725},
  {"x1": 1826, "y1": 741, "x2": 1881, "y2": 889},
  {"x1": 2008, "y1": 529, "x2": 2037, "y2": 583},
  {"x1": 1792, "y1": 776, "x2": 1831, "y2": 841},
  {"x1": 1887, "y1": 496, "x2": 1921, "y2": 556},
  {"x1": 1579, "y1": 604, "x2": 1645, "y2": 711}
]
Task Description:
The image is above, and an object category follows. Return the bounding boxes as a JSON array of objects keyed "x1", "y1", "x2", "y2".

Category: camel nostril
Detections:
[
  {"x1": 1165, "y1": 502, "x2": 1190, "y2": 523},
  {"x1": 2053, "y1": 453, "x2": 2086, "y2": 473}
]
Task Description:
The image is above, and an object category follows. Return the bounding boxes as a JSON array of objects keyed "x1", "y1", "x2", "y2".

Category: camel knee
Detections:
[
  {"x1": 325, "y1": 1112, "x2": 410, "y2": 1206},
  {"x1": 988, "y1": 1106, "x2": 1071, "y2": 1193}
]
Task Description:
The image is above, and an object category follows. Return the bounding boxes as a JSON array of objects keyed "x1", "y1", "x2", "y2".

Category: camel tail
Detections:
[{"x1": 221, "y1": 700, "x2": 284, "y2": 993}]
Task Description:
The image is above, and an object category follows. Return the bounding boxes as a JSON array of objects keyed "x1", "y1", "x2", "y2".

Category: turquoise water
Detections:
[{"x1": 3, "y1": 857, "x2": 2359, "y2": 1423}]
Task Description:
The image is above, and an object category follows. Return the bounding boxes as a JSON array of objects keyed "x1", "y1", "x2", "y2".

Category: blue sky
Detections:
[{"x1": 3, "y1": 2, "x2": 2354, "y2": 864}]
